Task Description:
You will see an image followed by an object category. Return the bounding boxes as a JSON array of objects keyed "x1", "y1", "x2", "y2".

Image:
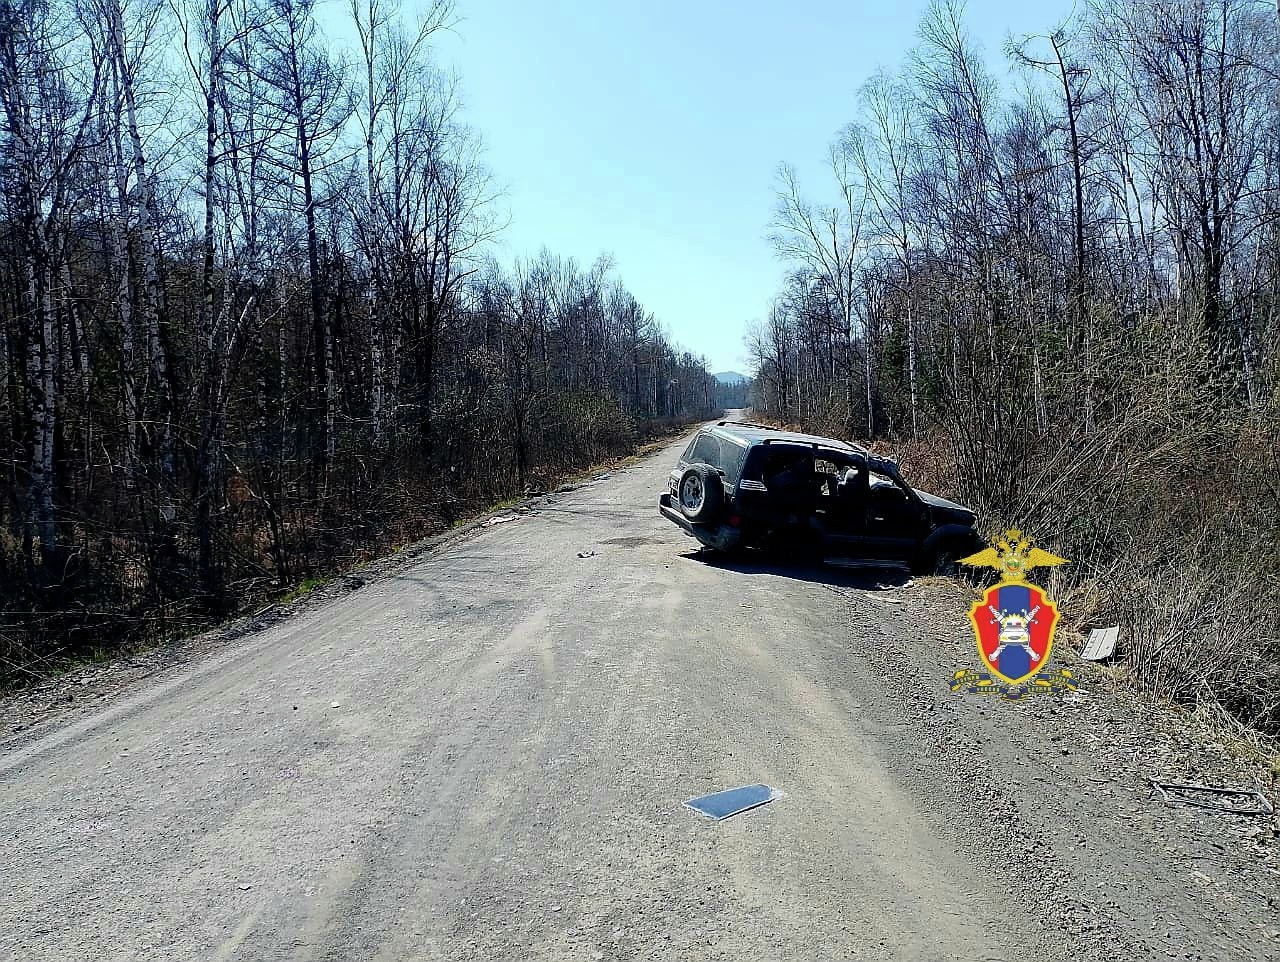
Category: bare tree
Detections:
[
  {"x1": 0, "y1": 0, "x2": 103, "y2": 575},
  {"x1": 769, "y1": 157, "x2": 867, "y2": 433}
]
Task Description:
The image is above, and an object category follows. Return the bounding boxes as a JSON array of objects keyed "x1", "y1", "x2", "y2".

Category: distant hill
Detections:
[{"x1": 712, "y1": 371, "x2": 750, "y2": 409}]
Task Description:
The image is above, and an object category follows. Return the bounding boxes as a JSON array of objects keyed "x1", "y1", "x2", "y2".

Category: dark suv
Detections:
[{"x1": 657, "y1": 421, "x2": 983, "y2": 573}]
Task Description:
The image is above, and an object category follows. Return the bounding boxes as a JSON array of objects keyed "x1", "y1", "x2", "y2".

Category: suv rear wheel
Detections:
[{"x1": 678, "y1": 463, "x2": 723, "y2": 522}]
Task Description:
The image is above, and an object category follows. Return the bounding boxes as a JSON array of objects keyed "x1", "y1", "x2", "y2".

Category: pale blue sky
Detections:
[{"x1": 426, "y1": 0, "x2": 1072, "y2": 373}]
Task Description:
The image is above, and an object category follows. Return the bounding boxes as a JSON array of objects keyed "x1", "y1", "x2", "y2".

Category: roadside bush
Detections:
[{"x1": 892, "y1": 409, "x2": 1280, "y2": 740}]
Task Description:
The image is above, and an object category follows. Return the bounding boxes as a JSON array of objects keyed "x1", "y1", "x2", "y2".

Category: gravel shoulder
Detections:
[{"x1": 3, "y1": 427, "x2": 1277, "y2": 961}]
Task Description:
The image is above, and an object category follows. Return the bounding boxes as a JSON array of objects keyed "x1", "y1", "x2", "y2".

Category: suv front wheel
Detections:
[
  {"x1": 678, "y1": 463, "x2": 723, "y2": 522},
  {"x1": 915, "y1": 543, "x2": 960, "y2": 577}
]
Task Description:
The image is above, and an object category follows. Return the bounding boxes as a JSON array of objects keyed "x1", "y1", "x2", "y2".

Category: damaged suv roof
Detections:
[
  {"x1": 706, "y1": 421, "x2": 861, "y2": 449},
  {"x1": 707, "y1": 422, "x2": 902, "y2": 472}
]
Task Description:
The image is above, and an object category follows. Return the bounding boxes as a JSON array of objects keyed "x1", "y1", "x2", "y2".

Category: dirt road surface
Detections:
[{"x1": 4, "y1": 424, "x2": 1278, "y2": 961}]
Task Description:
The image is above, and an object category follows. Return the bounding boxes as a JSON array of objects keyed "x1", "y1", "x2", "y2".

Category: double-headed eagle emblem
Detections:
[
  {"x1": 959, "y1": 528, "x2": 1068, "y2": 584},
  {"x1": 951, "y1": 528, "x2": 1075, "y2": 698}
]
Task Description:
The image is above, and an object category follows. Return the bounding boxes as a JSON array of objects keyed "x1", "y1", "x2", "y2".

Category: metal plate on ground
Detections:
[
  {"x1": 1081, "y1": 626, "x2": 1119, "y2": 661},
  {"x1": 684, "y1": 784, "x2": 777, "y2": 820},
  {"x1": 824, "y1": 557, "x2": 910, "y2": 571}
]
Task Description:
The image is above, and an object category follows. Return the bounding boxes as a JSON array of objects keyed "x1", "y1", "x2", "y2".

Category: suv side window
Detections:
[
  {"x1": 680, "y1": 435, "x2": 702, "y2": 463},
  {"x1": 719, "y1": 440, "x2": 747, "y2": 485},
  {"x1": 742, "y1": 443, "x2": 806, "y2": 481},
  {"x1": 688, "y1": 433, "x2": 722, "y2": 467},
  {"x1": 739, "y1": 445, "x2": 768, "y2": 483}
]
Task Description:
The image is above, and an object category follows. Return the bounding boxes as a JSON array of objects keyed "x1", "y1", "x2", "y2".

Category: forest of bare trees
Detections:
[
  {"x1": 0, "y1": 0, "x2": 716, "y2": 676},
  {"x1": 757, "y1": 0, "x2": 1280, "y2": 735}
]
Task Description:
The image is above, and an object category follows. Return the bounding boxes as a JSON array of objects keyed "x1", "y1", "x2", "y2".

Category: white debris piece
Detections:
[{"x1": 1080, "y1": 626, "x2": 1119, "y2": 661}]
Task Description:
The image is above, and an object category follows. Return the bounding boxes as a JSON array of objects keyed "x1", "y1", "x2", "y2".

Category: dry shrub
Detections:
[
  {"x1": 892, "y1": 398, "x2": 1280, "y2": 738},
  {"x1": 758, "y1": 391, "x2": 1280, "y2": 737},
  {"x1": 1111, "y1": 557, "x2": 1277, "y2": 726}
]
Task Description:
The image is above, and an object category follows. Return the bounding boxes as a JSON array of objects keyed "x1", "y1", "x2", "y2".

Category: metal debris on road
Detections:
[
  {"x1": 1150, "y1": 779, "x2": 1275, "y2": 816},
  {"x1": 684, "y1": 784, "x2": 777, "y2": 820},
  {"x1": 824, "y1": 557, "x2": 912, "y2": 576},
  {"x1": 481, "y1": 515, "x2": 519, "y2": 527},
  {"x1": 1080, "y1": 626, "x2": 1119, "y2": 661}
]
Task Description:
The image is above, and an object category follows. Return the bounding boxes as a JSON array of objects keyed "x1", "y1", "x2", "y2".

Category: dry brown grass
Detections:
[
  {"x1": 767, "y1": 400, "x2": 1280, "y2": 740},
  {"x1": 900, "y1": 417, "x2": 1280, "y2": 739}
]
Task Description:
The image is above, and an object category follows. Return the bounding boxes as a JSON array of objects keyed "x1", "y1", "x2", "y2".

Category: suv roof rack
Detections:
[{"x1": 716, "y1": 420, "x2": 777, "y2": 429}]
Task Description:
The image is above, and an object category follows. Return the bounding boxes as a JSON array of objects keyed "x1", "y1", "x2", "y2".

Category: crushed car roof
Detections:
[
  {"x1": 708, "y1": 422, "x2": 866, "y2": 453},
  {"x1": 704, "y1": 421, "x2": 908, "y2": 472}
]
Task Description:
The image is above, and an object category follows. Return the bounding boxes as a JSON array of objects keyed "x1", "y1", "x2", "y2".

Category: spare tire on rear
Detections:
[{"x1": 677, "y1": 463, "x2": 723, "y2": 522}]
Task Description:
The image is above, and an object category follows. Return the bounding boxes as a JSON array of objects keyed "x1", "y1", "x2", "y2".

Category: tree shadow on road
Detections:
[{"x1": 679, "y1": 548, "x2": 913, "y2": 591}]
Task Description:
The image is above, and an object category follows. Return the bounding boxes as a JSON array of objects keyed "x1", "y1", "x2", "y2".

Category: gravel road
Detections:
[{"x1": 3, "y1": 426, "x2": 1277, "y2": 961}]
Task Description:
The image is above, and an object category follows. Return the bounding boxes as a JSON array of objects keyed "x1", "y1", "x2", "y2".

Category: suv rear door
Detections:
[
  {"x1": 685, "y1": 431, "x2": 721, "y2": 467},
  {"x1": 670, "y1": 429, "x2": 748, "y2": 502},
  {"x1": 737, "y1": 442, "x2": 814, "y2": 524}
]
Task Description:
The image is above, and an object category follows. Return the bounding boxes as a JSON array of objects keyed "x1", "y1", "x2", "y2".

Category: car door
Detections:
[
  {"x1": 861, "y1": 467, "x2": 929, "y2": 560},
  {"x1": 809, "y1": 452, "x2": 849, "y2": 532},
  {"x1": 737, "y1": 443, "x2": 811, "y2": 526},
  {"x1": 670, "y1": 431, "x2": 718, "y2": 499},
  {"x1": 822, "y1": 457, "x2": 925, "y2": 561},
  {"x1": 820, "y1": 452, "x2": 874, "y2": 556}
]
